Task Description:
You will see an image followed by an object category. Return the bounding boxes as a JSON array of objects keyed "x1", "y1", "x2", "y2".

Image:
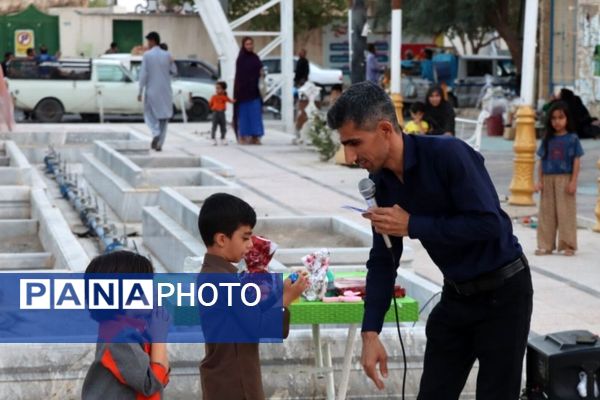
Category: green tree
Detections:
[
  {"x1": 228, "y1": 0, "x2": 347, "y2": 45},
  {"x1": 374, "y1": 0, "x2": 524, "y2": 71},
  {"x1": 89, "y1": 0, "x2": 110, "y2": 6}
]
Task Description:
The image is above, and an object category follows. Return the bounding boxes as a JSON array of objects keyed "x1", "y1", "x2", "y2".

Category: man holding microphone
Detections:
[{"x1": 327, "y1": 81, "x2": 533, "y2": 400}]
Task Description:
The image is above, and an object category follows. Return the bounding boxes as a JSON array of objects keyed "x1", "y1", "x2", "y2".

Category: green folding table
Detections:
[{"x1": 289, "y1": 287, "x2": 418, "y2": 400}]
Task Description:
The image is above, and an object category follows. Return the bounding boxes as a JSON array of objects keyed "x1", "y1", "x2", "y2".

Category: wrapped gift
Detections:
[
  {"x1": 301, "y1": 249, "x2": 330, "y2": 301},
  {"x1": 334, "y1": 277, "x2": 406, "y2": 298},
  {"x1": 243, "y1": 235, "x2": 278, "y2": 273}
]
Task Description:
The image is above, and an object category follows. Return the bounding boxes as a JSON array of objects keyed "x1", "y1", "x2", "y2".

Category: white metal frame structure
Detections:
[
  {"x1": 455, "y1": 110, "x2": 489, "y2": 152},
  {"x1": 193, "y1": 0, "x2": 294, "y2": 134}
]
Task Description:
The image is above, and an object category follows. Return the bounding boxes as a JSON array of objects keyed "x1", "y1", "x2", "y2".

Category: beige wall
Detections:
[
  {"x1": 50, "y1": 8, "x2": 219, "y2": 64},
  {"x1": 48, "y1": 8, "x2": 330, "y2": 78},
  {"x1": 575, "y1": 0, "x2": 600, "y2": 116}
]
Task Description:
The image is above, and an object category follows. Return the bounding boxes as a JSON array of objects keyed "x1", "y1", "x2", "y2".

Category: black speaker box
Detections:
[{"x1": 525, "y1": 330, "x2": 600, "y2": 400}]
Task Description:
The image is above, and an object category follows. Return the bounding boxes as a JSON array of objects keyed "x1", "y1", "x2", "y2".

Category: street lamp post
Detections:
[
  {"x1": 508, "y1": 0, "x2": 539, "y2": 206},
  {"x1": 391, "y1": 0, "x2": 404, "y2": 125}
]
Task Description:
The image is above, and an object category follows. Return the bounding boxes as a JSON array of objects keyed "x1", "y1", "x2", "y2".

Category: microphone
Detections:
[{"x1": 358, "y1": 178, "x2": 392, "y2": 249}]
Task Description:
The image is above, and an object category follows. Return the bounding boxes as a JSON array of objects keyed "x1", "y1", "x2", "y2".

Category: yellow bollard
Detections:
[
  {"x1": 594, "y1": 157, "x2": 600, "y2": 233},
  {"x1": 334, "y1": 145, "x2": 347, "y2": 165},
  {"x1": 391, "y1": 92, "x2": 404, "y2": 127},
  {"x1": 508, "y1": 105, "x2": 537, "y2": 206}
]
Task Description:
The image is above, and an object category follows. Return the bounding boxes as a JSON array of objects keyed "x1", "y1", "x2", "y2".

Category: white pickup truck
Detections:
[{"x1": 6, "y1": 58, "x2": 211, "y2": 122}]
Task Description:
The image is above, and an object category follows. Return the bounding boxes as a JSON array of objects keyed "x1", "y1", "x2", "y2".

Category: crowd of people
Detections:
[{"x1": 1, "y1": 45, "x2": 62, "y2": 75}]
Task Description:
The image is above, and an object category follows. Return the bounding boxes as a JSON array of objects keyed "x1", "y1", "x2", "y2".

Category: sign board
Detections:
[{"x1": 15, "y1": 30, "x2": 35, "y2": 58}]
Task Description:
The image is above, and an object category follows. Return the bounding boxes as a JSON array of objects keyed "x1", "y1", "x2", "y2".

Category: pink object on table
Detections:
[
  {"x1": 340, "y1": 296, "x2": 362, "y2": 302},
  {"x1": 322, "y1": 296, "x2": 341, "y2": 303}
]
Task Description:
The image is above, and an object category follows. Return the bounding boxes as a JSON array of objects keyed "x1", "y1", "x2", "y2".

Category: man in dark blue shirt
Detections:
[{"x1": 327, "y1": 81, "x2": 533, "y2": 400}]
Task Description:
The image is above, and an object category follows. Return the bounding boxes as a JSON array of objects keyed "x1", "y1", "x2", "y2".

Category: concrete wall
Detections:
[
  {"x1": 49, "y1": 8, "x2": 219, "y2": 62},
  {"x1": 575, "y1": 0, "x2": 600, "y2": 116},
  {"x1": 30, "y1": 187, "x2": 90, "y2": 271},
  {"x1": 0, "y1": 327, "x2": 465, "y2": 400},
  {"x1": 48, "y1": 7, "x2": 329, "y2": 67},
  {"x1": 545, "y1": 0, "x2": 600, "y2": 115}
]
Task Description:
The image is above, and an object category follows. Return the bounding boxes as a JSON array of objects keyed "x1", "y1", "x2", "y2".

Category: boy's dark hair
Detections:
[
  {"x1": 85, "y1": 251, "x2": 154, "y2": 322},
  {"x1": 26, "y1": 48, "x2": 34, "y2": 56},
  {"x1": 110, "y1": 42, "x2": 117, "y2": 48},
  {"x1": 40, "y1": 45, "x2": 48, "y2": 55},
  {"x1": 368, "y1": 43, "x2": 376, "y2": 54},
  {"x1": 198, "y1": 193, "x2": 256, "y2": 246},
  {"x1": 4, "y1": 52, "x2": 13, "y2": 59},
  {"x1": 327, "y1": 81, "x2": 401, "y2": 132},
  {"x1": 85, "y1": 250, "x2": 154, "y2": 274},
  {"x1": 216, "y1": 81, "x2": 227, "y2": 91},
  {"x1": 410, "y1": 101, "x2": 426, "y2": 114}
]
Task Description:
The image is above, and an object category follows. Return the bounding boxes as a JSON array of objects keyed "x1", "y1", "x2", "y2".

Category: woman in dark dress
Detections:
[
  {"x1": 424, "y1": 86, "x2": 455, "y2": 136},
  {"x1": 233, "y1": 37, "x2": 264, "y2": 145},
  {"x1": 558, "y1": 88, "x2": 599, "y2": 139}
]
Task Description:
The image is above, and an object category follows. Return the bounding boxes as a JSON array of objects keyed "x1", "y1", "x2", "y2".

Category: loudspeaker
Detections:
[{"x1": 525, "y1": 330, "x2": 600, "y2": 400}]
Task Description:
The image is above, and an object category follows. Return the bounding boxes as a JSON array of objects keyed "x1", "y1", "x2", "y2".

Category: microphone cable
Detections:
[{"x1": 387, "y1": 246, "x2": 407, "y2": 400}]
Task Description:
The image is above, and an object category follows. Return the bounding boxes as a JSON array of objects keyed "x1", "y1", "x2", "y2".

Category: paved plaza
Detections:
[
  {"x1": 18, "y1": 119, "x2": 594, "y2": 336},
  {"x1": 1, "y1": 120, "x2": 598, "y2": 399}
]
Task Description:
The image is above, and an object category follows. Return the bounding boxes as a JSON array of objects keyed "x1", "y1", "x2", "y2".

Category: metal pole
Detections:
[
  {"x1": 520, "y1": 0, "x2": 539, "y2": 105},
  {"x1": 509, "y1": 0, "x2": 539, "y2": 206},
  {"x1": 280, "y1": 0, "x2": 295, "y2": 135},
  {"x1": 391, "y1": 0, "x2": 404, "y2": 125},
  {"x1": 337, "y1": 324, "x2": 358, "y2": 400},
  {"x1": 179, "y1": 92, "x2": 188, "y2": 124},
  {"x1": 350, "y1": 0, "x2": 366, "y2": 83},
  {"x1": 347, "y1": 1, "x2": 353, "y2": 74}
]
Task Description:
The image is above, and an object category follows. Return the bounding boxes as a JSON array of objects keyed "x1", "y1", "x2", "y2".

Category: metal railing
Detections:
[{"x1": 455, "y1": 110, "x2": 489, "y2": 152}]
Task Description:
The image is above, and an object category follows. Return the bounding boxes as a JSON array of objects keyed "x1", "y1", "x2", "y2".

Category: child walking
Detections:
[
  {"x1": 535, "y1": 101, "x2": 584, "y2": 256},
  {"x1": 82, "y1": 251, "x2": 170, "y2": 399},
  {"x1": 209, "y1": 81, "x2": 235, "y2": 146}
]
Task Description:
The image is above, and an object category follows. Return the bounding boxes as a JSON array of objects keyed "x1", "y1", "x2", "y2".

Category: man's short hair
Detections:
[
  {"x1": 145, "y1": 31, "x2": 161, "y2": 44},
  {"x1": 327, "y1": 81, "x2": 401, "y2": 132},
  {"x1": 198, "y1": 193, "x2": 256, "y2": 246}
]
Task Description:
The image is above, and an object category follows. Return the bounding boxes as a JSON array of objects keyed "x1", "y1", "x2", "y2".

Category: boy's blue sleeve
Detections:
[{"x1": 536, "y1": 141, "x2": 544, "y2": 158}]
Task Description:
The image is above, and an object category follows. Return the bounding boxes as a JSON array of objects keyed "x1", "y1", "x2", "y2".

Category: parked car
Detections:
[
  {"x1": 101, "y1": 53, "x2": 215, "y2": 120},
  {"x1": 6, "y1": 58, "x2": 194, "y2": 123},
  {"x1": 393, "y1": 53, "x2": 515, "y2": 109},
  {"x1": 261, "y1": 56, "x2": 344, "y2": 93},
  {"x1": 173, "y1": 59, "x2": 218, "y2": 83},
  {"x1": 453, "y1": 55, "x2": 516, "y2": 108}
]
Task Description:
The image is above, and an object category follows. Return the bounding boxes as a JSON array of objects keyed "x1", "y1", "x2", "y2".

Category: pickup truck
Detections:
[
  {"x1": 6, "y1": 58, "x2": 200, "y2": 123},
  {"x1": 101, "y1": 53, "x2": 216, "y2": 120}
]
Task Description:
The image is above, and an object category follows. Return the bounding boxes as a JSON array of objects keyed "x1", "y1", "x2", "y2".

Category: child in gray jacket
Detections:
[{"x1": 81, "y1": 251, "x2": 170, "y2": 400}]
